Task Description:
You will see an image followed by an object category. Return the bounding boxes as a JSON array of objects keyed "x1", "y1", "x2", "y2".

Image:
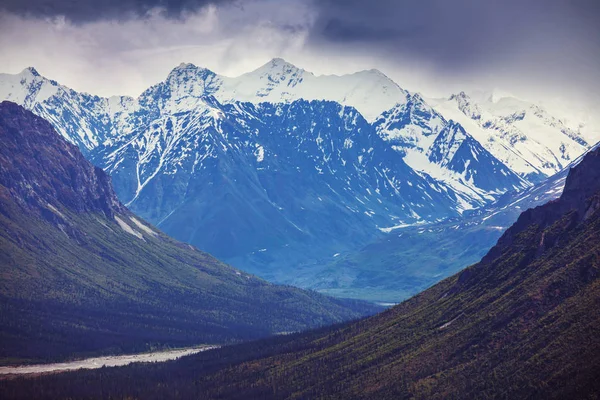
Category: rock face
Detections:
[
  {"x1": 560, "y1": 147, "x2": 600, "y2": 212},
  {"x1": 0, "y1": 101, "x2": 380, "y2": 363},
  {"x1": 0, "y1": 101, "x2": 124, "y2": 218},
  {"x1": 485, "y1": 146, "x2": 600, "y2": 263},
  {"x1": 427, "y1": 121, "x2": 524, "y2": 193}
]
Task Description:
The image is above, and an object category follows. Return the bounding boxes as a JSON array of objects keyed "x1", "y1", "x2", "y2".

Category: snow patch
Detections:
[
  {"x1": 115, "y1": 215, "x2": 143, "y2": 239},
  {"x1": 255, "y1": 145, "x2": 265, "y2": 162},
  {"x1": 129, "y1": 216, "x2": 158, "y2": 237}
]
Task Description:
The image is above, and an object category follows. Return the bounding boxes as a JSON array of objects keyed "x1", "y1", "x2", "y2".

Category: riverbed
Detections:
[{"x1": 0, "y1": 345, "x2": 219, "y2": 376}]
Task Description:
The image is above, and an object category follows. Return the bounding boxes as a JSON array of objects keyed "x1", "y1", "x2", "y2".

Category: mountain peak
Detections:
[
  {"x1": 177, "y1": 62, "x2": 195, "y2": 69},
  {"x1": 270, "y1": 57, "x2": 290, "y2": 65},
  {"x1": 23, "y1": 67, "x2": 40, "y2": 76},
  {"x1": 361, "y1": 68, "x2": 389, "y2": 79},
  {"x1": 268, "y1": 57, "x2": 300, "y2": 69},
  {"x1": 253, "y1": 57, "x2": 305, "y2": 76},
  {"x1": 19, "y1": 66, "x2": 41, "y2": 78},
  {"x1": 161, "y1": 63, "x2": 222, "y2": 98},
  {"x1": 167, "y1": 62, "x2": 213, "y2": 77}
]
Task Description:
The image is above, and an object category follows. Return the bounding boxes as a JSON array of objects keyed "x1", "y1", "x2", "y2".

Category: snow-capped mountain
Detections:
[
  {"x1": 0, "y1": 63, "x2": 468, "y2": 282},
  {"x1": 0, "y1": 59, "x2": 596, "y2": 293},
  {"x1": 428, "y1": 91, "x2": 599, "y2": 182},
  {"x1": 374, "y1": 94, "x2": 529, "y2": 209},
  {"x1": 217, "y1": 58, "x2": 408, "y2": 122},
  {"x1": 0, "y1": 67, "x2": 127, "y2": 153},
  {"x1": 93, "y1": 93, "x2": 469, "y2": 278}
]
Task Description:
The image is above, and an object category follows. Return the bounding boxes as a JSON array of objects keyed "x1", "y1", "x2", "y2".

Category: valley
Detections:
[
  {"x1": 3, "y1": 139, "x2": 600, "y2": 399},
  {"x1": 0, "y1": 101, "x2": 379, "y2": 364}
]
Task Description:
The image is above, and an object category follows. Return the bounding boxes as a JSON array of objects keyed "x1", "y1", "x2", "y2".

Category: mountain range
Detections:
[
  {"x1": 5, "y1": 130, "x2": 600, "y2": 399},
  {"x1": 1, "y1": 59, "x2": 597, "y2": 300},
  {"x1": 0, "y1": 101, "x2": 378, "y2": 364}
]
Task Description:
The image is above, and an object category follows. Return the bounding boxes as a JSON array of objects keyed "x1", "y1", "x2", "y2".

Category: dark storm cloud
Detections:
[
  {"x1": 309, "y1": 0, "x2": 600, "y2": 71},
  {"x1": 320, "y1": 18, "x2": 423, "y2": 43},
  {"x1": 0, "y1": 0, "x2": 598, "y2": 105},
  {"x1": 0, "y1": 0, "x2": 231, "y2": 22}
]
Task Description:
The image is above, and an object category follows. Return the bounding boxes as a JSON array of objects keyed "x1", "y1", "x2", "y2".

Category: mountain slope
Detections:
[
  {"x1": 320, "y1": 142, "x2": 598, "y2": 302},
  {"x1": 0, "y1": 65, "x2": 470, "y2": 287},
  {"x1": 11, "y1": 144, "x2": 600, "y2": 399},
  {"x1": 0, "y1": 101, "x2": 379, "y2": 364}
]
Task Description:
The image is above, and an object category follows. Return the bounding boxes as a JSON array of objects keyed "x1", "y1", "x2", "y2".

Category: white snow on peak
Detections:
[
  {"x1": 106, "y1": 59, "x2": 407, "y2": 121},
  {"x1": 249, "y1": 58, "x2": 305, "y2": 77},
  {"x1": 427, "y1": 91, "x2": 593, "y2": 178},
  {"x1": 0, "y1": 67, "x2": 59, "y2": 107}
]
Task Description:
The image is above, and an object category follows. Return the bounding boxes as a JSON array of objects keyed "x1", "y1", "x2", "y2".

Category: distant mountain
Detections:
[
  {"x1": 0, "y1": 61, "x2": 596, "y2": 299},
  {"x1": 2, "y1": 63, "x2": 595, "y2": 183},
  {"x1": 375, "y1": 94, "x2": 529, "y2": 209},
  {"x1": 0, "y1": 101, "x2": 379, "y2": 363},
  {"x1": 429, "y1": 90, "x2": 598, "y2": 182},
  {"x1": 14, "y1": 142, "x2": 600, "y2": 399}
]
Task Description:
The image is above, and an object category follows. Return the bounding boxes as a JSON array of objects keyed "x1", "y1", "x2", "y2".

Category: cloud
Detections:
[
  {"x1": 310, "y1": 0, "x2": 600, "y2": 68},
  {"x1": 0, "y1": 1, "x2": 316, "y2": 96},
  {"x1": 0, "y1": 0, "x2": 598, "y2": 113},
  {"x1": 305, "y1": 0, "x2": 600, "y2": 106},
  {"x1": 0, "y1": 0, "x2": 232, "y2": 23}
]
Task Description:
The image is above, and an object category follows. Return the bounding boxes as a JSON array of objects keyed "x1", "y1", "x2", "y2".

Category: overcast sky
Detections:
[{"x1": 0, "y1": 0, "x2": 598, "y2": 116}]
